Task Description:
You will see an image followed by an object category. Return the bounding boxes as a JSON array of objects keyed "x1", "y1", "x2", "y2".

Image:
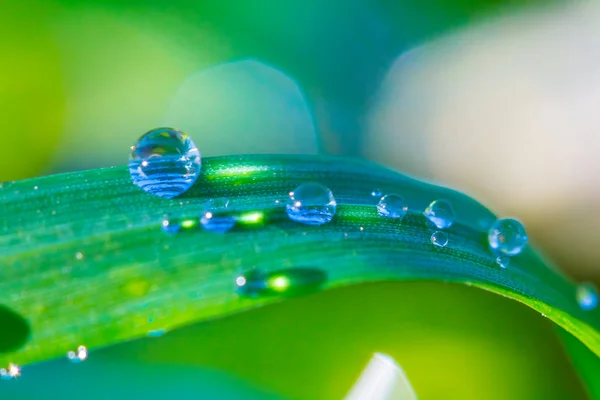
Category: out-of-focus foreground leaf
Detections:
[{"x1": 0, "y1": 155, "x2": 598, "y2": 397}]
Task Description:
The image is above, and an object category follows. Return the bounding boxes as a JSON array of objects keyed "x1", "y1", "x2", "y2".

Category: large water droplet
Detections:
[
  {"x1": 286, "y1": 183, "x2": 336, "y2": 226},
  {"x1": 377, "y1": 194, "x2": 407, "y2": 219},
  {"x1": 237, "y1": 268, "x2": 327, "y2": 297},
  {"x1": 67, "y1": 345, "x2": 88, "y2": 363},
  {"x1": 488, "y1": 218, "x2": 528, "y2": 256},
  {"x1": 430, "y1": 231, "x2": 448, "y2": 247},
  {"x1": 129, "y1": 127, "x2": 201, "y2": 198},
  {"x1": 576, "y1": 283, "x2": 598, "y2": 311},
  {"x1": 201, "y1": 199, "x2": 236, "y2": 233},
  {"x1": 423, "y1": 199, "x2": 455, "y2": 229}
]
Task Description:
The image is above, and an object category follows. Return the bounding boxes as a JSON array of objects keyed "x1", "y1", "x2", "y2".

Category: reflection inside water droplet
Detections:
[
  {"x1": 237, "y1": 268, "x2": 327, "y2": 297},
  {"x1": 424, "y1": 199, "x2": 455, "y2": 229},
  {"x1": 161, "y1": 215, "x2": 198, "y2": 234},
  {"x1": 576, "y1": 282, "x2": 598, "y2": 311},
  {"x1": 128, "y1": 127, "x2": 201, "y2": 199},
  {"x1": 286, "y1": 183, "x2": 337, "y2": 226},
  {"x1": 430, "y1": 231, "x2": 448, "y2": 247}
]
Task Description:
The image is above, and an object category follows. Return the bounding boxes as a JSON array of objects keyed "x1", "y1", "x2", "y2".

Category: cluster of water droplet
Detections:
[
  {"x1": 67, "y1": 345, "x2": 88, "y2": 363},
  {"x1": 125, "y1": 128, "x2": 597, "y2": 312},
  {"x1": 0, "y1": 363, "x2": 20, "y2": 380}
]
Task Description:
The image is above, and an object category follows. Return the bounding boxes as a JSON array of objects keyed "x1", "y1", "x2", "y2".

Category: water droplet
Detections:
[
  {"x1": 200, "y1": 199, "x2": 236, "y2": 233},
  {"x1": 488, "y1": 218, "x2": 528, "y2": 256},
  {"x1": 147, "y1": 329, "x2": 167, "y2": 338},
  {"x1": 576, "y1": 283, "x2": 598, "y2": 311},
  {"x1": 161, "y1": 216, "x2": 198, "y2": 234},
  {"x1": 377, "y1": 194, "x2": 407, "y2": 219},
  {"x1": 423, "y1": 199, "x2": 455, "y2": 229},
  {"x1": 128, "y1": 127, "x2": 201, "y2": 198},
  {"x1": 75, "y1": 252, "x2": 84, "y2": 261},
  {"x1": 286, "y1": 183, "x2": 336, "y2": 226},
  {"x1": 67, "y1": 345, "x2": 88, "y2": 363},
  {"x1": 237, "y1": 268, "x2": 327, "y2": 297},
  {"x1": 33, "y1": 186, "x2": 38, "y2": 191},
  {"x1": 0, "y1": 363, "x2": 20, "y2": 380},
  {"x1": 430, "y1": 231, "x2": 448, "y2": 247},
  {"x1": 371, "y1": 189, "x2": 382, "y2": 198},
  {"x1": 496, "y1": 256, "x2": 510, "y2": 269}
]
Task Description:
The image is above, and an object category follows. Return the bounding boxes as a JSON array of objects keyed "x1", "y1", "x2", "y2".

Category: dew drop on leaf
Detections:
[
  {"x1": 576, "y1": 282, "x2": 599, "y2": 311},
  {"x1": 377, "y1": 194, "x2": 407, "y2": 219},
  {"x1": 286, "y1": 183, "x2": 336, "y2": 226},
  {"x1": 496, "y1": 256, "x2": 510, "y2": 269},
  {"x1": 67, "y1": 345, "x2": 88, "y2": 363},
  {"x1": 161, "y1": 215, "x2": 198, "y2": 234},
  {"x1": 424, "y1": 199, "x2": 455, "y2": 229},
  {"x1": 430, "y1": 231, "x2": 448, "y2": 247},
  {"x1": 236, "y1": 268, "x2": 327, "y2": 297},
  {"x1": 0, "y1": 364, "x2": 20, "y2": 380},
  {"x1": 128, "y1": 127, "x2": 201, "y2": 199},
  {"x1": 488, "y1": 218, "x2": 528, "y2": 256},
  {"x1": 200, "y1": 199, "x2": 236, "y2": 233}
]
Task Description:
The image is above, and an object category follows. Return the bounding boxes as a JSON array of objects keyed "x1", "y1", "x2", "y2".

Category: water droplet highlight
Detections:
[
  {"x1": 75, "y1": 252, "x2": 84, "y2": 261},
  {"x1": 371, "y1": 189, "x2": 382, "y2": 199},
  {"x1": 430, "y1": 231, "x2": 448, "y2": 247},
  {"x1": 377, "y1": 194, "x2": 407, "y2": 219},
  {"x1": 67, "y1": 345, "x2": 88, "y2": 363},
  {"x1": 496, "y1": 256, "x2": 510, "y2": 269},
  {"x1": 576, "y1": 283, "x2": 598, "y2": 311},
  {"x1": 128, "y1": 127, "x2": 201, "y2": 198},
  {"x1": 0, "y1": 363, "x2": 20, "y2": 380},
  {"x1": 286, "y1": 183, "x2": 337, "y2": 226},
  {"x1": 147, "y1": 329, "x2": 167, "y2": 338},
  {"x1": 423, "y1": 199, "x2": 455, "y2": 229},
  {"x1": 200, "y1": 199, "x2": 236, "y2": 233},
  {"x1": 237, "y1": 268, "x2": 327, "y2": 297},
  {"x1": 488, "y1": 218, "x2": 528, "y2": 256}
]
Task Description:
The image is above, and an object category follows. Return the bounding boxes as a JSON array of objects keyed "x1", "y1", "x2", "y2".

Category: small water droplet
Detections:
[
  {"x1": 75, "y1": 252, "x2": 84, "y2": 261},
  {"x1": 496, "y1": 256, "x2": 510, "y2": 269},
  {"x1": 161, "y1": 215, "x2": 198, "y2": 234},
  {"x1": 33, "y1": 186, "x2": 38, "y2": 191},
  {"x1": 147, "y1": 329, "x2": 167, "y2": 338},
  {"x1": 67, "y1": 345, "x2": 88, "y2": 363},
  {"x1": 430, "y1": 231, "x2": 448, "y2": 247},
  {"x1": 0, "y1": 363, "x2": 20, "y2": 380},
  {"x1": 576, "y1": 283, "x2": 598, "y2": 311},
  {"x1": 371, "y1": 189, "x2": 382, "y2": 198},
  {"x1": 128, "y1": 127, "x2": 201, "y2": 198},
  {"x1": 200, "y1": 199, "x2": 236, "y2": 233},
  {"x1": 488, "y1": 218, "x2": 528, "y2": 256},
  {"x1": 424, "y1": 199, "x2": 455, "y2": 229},
  {"x1": 376, "y1": 194, "x2": 407, "y2": 219},
  {"x1": 237, "y1": 268, "x2": 327, "y2": 297},
  {"x1": 286, "y1": 183, "x2": 336, "y2": 226}
]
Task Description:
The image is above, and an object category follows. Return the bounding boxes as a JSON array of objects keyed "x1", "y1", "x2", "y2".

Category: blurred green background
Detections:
[{"x1": 1, "y1": 0, "x2": 598, "y2": 398}]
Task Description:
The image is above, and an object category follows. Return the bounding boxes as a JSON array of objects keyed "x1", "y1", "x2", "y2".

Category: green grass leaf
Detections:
[{"x1": 1, "y1": 154, "x2": 598, "y2": 373}]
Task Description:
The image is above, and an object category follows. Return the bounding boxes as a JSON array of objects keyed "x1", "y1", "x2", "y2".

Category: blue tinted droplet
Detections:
[
  {"x1": 237, "y1": 268, "x2": 327, "y2": 298},
  {"x1": 488, "y1": 218, "x2": 528, "y2": 256},
  {"x1": 576, "y1": 283, "x2": 598, "y2": 311},
  {"x1": 377, "y1": 194, "x2": 407, "y2": 219},
  {"x1": 161, "y1": 216, "x2": 198, "y2": 234},
  {"x1": 286, "y1": 183, "x2": 336, "y2": 226},
  {"x1": 129, "y1": 128, "x2": 201, "y2": 198},
  {"x1": 200, "y1": 199, "x2": 236, "y2": 233},
  {"x1": 496, "y1": 256, "x2": 510, "y2": 269},
  {"x1": 431, "y1": 231, "x2": 448, "y2": 247},
  {"x1": 424, "y1": 199, "x2": 455, "y2": 229}
]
